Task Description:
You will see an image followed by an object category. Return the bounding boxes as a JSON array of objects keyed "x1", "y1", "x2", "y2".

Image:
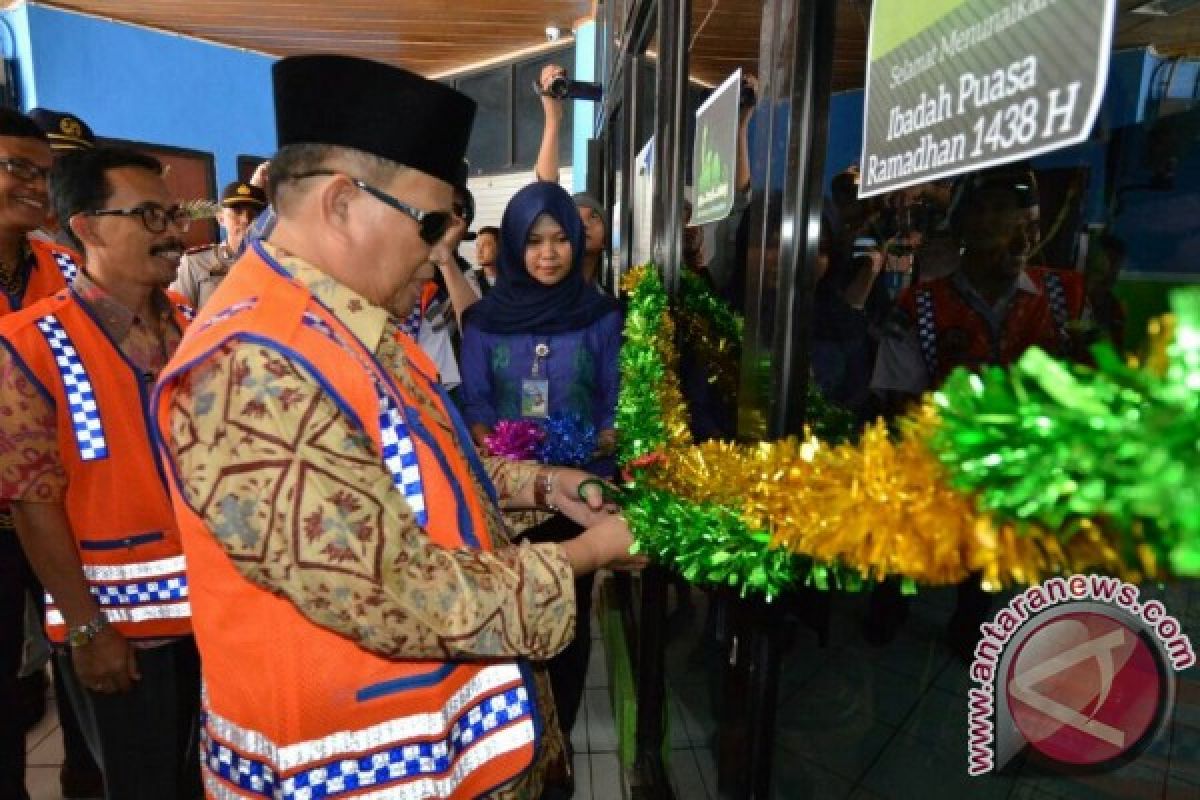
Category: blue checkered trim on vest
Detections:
[
  {"x1": 52, "y1": 251, "x2": 79, "y2": 283},
  {"x1": 91, "y1": 576, "x2": 188, "y2": 607},
  {"x1": 397, "y1": 301, "x2": 422, "y2": 339},
  {"x1": 915, "y1": 289, "x2": 938, "y2": 380},
  {"x1": 301, "y1": 312, "x2": 427, "y2": 525},
  {"x1": 1042, "y1": 272, "x2": 1070, "y2": 354},
  {"x1": 197, "y1": 298, "x2": 259, "y2": 333},
  {"x1": 35, "y1": 314, "x2": 108, "y2": 461},
  {"x1": 203, "y1": 686, "x2": 530, "y2": 799}
]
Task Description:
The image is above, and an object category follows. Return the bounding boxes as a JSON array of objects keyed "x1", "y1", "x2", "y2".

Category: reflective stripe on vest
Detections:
[
  {"x1": 201, "y1": 664, "x2": 534, "y2": 799},
  {"x1": 45, "y1": 553, "x2": 190, "y2": 627},
  {"x1": 176, "y1": 302, "x2": 196, "y2": 322},
  {"x1": 52, "y1": 250, "x2": 80, "y2": 283},
  {"x1": 301, "y1": 311, "x2": 428, "y2": 524},
  {"x1": 34, "y1": 314, "x2": 108, "y2": 461}
]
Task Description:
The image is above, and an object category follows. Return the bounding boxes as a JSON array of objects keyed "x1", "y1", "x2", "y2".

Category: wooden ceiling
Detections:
[
  {"x1": 30, "y1": 0, "x2": 597, "y2": 76},
  {"x1": 23, "y1": 0, "x2": 1200, "y2": 88}
]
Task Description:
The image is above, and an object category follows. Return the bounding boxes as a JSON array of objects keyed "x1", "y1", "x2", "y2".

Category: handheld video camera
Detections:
[{"x1": 533, "y1": 72, "x2": 604, "y2": 103}]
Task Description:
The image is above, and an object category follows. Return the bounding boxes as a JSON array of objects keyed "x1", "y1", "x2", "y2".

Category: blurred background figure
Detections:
[{"x1": 171, "y1": 179, "x2": 266, "y2": 308}]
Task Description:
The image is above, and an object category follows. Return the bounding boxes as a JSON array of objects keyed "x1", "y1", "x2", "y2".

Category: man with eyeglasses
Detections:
[
  {"x1": 154, "y1": 55, "x2": 640, "y2": 800},
  {"x1": 0, "y1": 145, "x2": 200, "y2": 798},
  {"x1": 0, "y1": 107, "x2": 92, "y2": 800}
]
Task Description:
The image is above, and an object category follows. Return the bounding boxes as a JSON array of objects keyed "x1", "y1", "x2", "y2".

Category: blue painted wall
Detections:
[
  {"x1": 572, "y1": 21, "x2": 597, "y2": 193},
  {"x1": 3, "y1": 3, "x2": 276, "y2": 191}
]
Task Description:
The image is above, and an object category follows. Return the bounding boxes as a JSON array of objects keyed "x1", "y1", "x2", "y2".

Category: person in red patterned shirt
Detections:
[{"x1": 868, "y1": 166, "x2": 1090, "y2": 659}]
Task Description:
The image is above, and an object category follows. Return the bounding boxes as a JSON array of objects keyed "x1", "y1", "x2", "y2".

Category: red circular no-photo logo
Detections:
[{"x1": 1005, "y1": 611, "x2": 1164, "y2": 766}]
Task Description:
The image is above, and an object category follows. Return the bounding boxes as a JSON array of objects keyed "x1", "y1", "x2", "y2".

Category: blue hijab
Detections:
[{"x1": 464, "y1": 181, "x2": 618, "y2": 334}]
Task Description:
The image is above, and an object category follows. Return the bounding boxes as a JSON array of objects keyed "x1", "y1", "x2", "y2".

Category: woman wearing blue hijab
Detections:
[
  {"x1": 461, "y1": 180, "x2": 621, "y2": 453},
  {"x1": 460, "y1": 181, "x2": 621, "y2": 775}
]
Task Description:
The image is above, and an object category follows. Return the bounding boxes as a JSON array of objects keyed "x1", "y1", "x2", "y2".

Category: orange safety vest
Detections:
[
  {"x1": 0, "y1": 237, "x2": 82, "y2": 315},
  {"x1": 0, "y1": 288, "x2": 193, "y2": 642},
  {"x1": 896, "y1": 266, "x2": 1087, "y2": 386},
  {"x1": 154, "y1": 242, "x2": 541, "y2": 800}
]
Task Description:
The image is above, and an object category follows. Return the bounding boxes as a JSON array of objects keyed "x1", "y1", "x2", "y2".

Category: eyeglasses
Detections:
[
  {"x1": 0, "y1": 158, "x2": 50, "y2": 183},
  {"x1": 288, "y1": 170, "x2": 453, "y2": 245},
  {"x1": 86, "y1": 203, "x2": 192, "y2": 234}
]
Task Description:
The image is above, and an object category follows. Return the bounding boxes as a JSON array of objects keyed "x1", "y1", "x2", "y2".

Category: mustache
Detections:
[{"x1": 149, "y1": 239, "x2": 185, "y2": 256}]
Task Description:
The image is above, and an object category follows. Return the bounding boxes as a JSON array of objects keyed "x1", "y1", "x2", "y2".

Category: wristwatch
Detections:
[
  {"x1": 534, "y1": 469, "x2": 558, "y2": 511},
  {"x1": 66, "y1": 613, "x2": 109, "y2": 648}
]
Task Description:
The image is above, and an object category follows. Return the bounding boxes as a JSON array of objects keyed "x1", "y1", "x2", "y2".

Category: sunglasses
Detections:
[{"x1": 288, "y1": 170, "x2": 453, "y2": 245}]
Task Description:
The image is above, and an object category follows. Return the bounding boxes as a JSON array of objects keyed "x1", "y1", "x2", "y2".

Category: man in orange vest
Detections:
[
  {"x1": 155, "y1": 55, "x2": 639, "y2": 800},
  {"x1": 0, "y1": 107, "x2": 90, "y2": 800},
  {"x1": 869, "y1": 167, "x2": 1089, "y2": 659},
  {"x1": 0, "y1": 145, "x2": 199, "y2": 799}
]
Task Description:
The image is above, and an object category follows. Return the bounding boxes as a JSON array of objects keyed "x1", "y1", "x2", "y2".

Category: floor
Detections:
[
  {"x1": 22, "y1": 580, "x2": 1200, "y2": 800},
  {"x1": 655, "y1": 581, "x2": 1200, "y2": 800}
]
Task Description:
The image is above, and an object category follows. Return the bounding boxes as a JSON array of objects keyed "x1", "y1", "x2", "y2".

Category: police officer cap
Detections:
[
  {"x1": 220, "y1": 180, "x2": 268, "y2": 209},
  {"x1": 272, "y1": 55, "x2": 476, "y2": 187},
  {"x1": 28, "y1": 108, "x2": 96, "y2": 151}
]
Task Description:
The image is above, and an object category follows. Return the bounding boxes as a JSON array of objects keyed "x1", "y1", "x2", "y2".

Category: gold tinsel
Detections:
[
  {"x1": 638, "y1": 399, "x2": 1143, "y2": 588},
  {"x1": 1130, "y1": 313, "x2": 1176, "y2": 376}
]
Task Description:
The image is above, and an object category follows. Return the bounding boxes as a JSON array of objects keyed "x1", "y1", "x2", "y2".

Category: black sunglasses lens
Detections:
[{"x1": 420, "y1": 212, "x2": 452, "y2": 245}]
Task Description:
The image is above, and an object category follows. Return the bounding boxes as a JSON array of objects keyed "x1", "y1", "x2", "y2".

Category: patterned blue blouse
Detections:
[{"x1": 460, "y1": 309, "x2": 623, "y2": 436}]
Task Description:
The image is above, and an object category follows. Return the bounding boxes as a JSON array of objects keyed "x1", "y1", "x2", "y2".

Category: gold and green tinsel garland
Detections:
[{"x1": 614, "y1": 263, "x2": 1199, "y2": 598}]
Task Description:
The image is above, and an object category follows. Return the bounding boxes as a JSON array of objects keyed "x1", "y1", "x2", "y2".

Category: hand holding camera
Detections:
[{"x1": 534, "y1": 63, "x2": 604, "y2": 108}]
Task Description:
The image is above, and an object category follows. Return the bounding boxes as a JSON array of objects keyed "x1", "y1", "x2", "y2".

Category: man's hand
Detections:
[
  {"x1": 540, "y1": 64, "x2": 567, "y2": 121},
  {"x1": 561, "y1": 514, "x2": 647, "y2": 575},
  {"x1": 72, "y1": 626, "x2": 140, "y2": 694},
  {"x1": 429, "y1": 213, "x2": 469, "y2": 273},
  {"x1": 549, "y1": 467, "x2": 621, "y2": 529}
]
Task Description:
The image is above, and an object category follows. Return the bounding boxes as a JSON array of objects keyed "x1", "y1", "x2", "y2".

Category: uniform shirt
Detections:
[
  {"x1": 170, "y1": 242, "x2": 237, "y2": 309},
  {"x1": 160, "y1": 245, "x2": 576, "y2": 797}
]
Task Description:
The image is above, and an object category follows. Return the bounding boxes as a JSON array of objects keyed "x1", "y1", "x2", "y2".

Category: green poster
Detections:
[
  {"x1": 859, "y1": 0, "x2": 1115, "y2": 198},
  {"x1": 692, "y1": 68, "x2": 741, "y2": 226}
]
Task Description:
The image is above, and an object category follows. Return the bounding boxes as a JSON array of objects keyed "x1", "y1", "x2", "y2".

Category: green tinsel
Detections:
[
  {"x1": 806, "y1": 381, "x2": 858, "y2": 445},
  {"x1": 929, "y1": 288, "x2": 1200, "y2": 576},
  {"x1": 616, "y1": 266, "x2": 672, "y2": 465},
  {"x1": 678, "y1": 271, "x2": 744, "y2": 343}
]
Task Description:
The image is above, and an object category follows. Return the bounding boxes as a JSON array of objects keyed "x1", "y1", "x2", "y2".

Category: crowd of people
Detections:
[
  {"x1": 0, "y1": 48, "x2": 1127, "y2": 800},
  {"x1": 0, "y1": 56, "x2": 641, "y2": 800}
]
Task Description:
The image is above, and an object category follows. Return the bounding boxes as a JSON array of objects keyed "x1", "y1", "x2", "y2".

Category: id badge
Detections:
[{"x1": 521, "y1": 379, "x2": 550, "y2": 418}]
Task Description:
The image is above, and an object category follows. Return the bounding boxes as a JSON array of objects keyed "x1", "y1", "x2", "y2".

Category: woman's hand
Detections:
[{"x1": 546, "y1": 467, "x2": 621, "y2": 529}]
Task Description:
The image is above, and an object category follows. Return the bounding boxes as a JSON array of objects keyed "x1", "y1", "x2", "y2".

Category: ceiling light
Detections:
[{"x1": 545, "y1": 25, "x2": 562, "y2": 42}]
